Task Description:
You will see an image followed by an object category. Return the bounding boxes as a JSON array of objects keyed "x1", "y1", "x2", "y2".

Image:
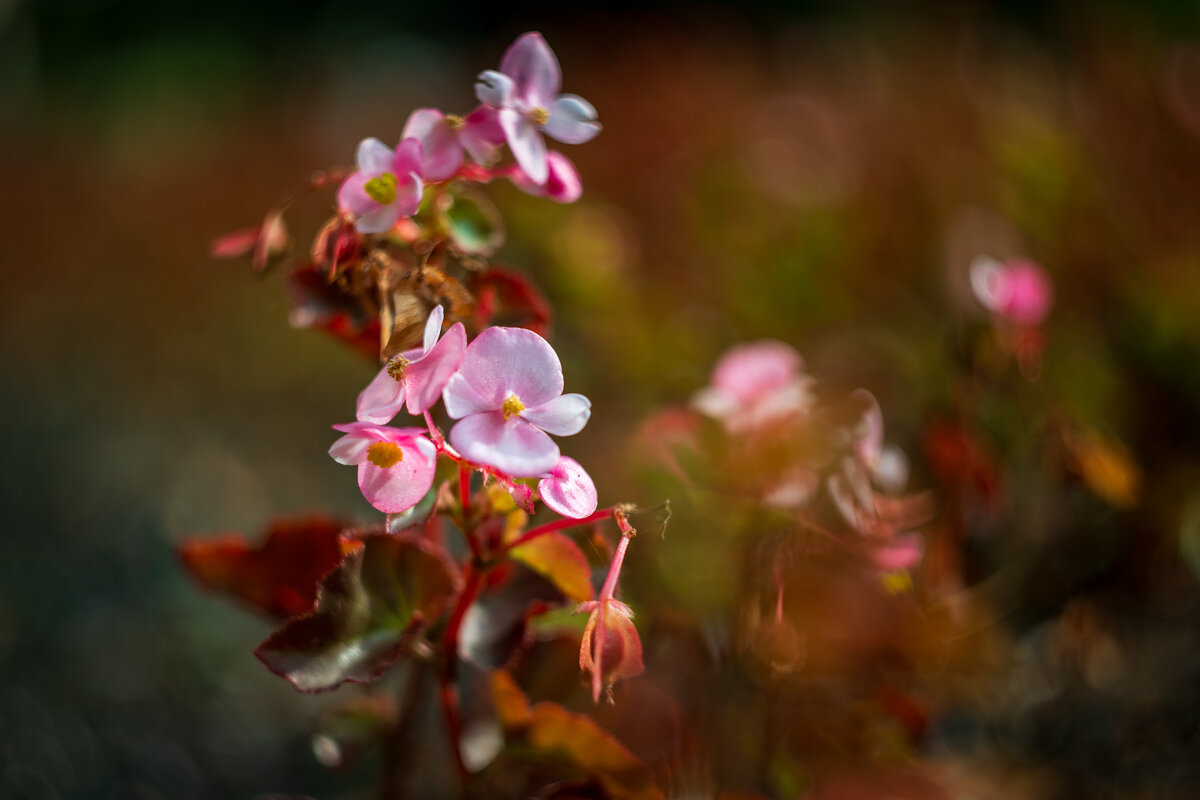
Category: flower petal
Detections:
[
  {"x1": 393, "y1": 172, "x2": 424, "y2": 218},
  {"x1": 336, "y1": 172, "x2": 378, "y2": 217},
  {"x1": 543, "y1": 151, "x2": 582, "y2": 202},
  {"x1": 443, "y1": 371, "x2": 495, "y2": 419},
  {"x1": 499, "y1": 32, "x2": 561, "y2": 107},
  {"x1": 522, "y1": 393, "x2": 591, "y2": 436},
  {"x1": 356, "y1": 366, "x2": 406, "y2": 425},
  {"x1": 421, "y1": 305, "x2": 446, "y2": 353},
  {"x1": 543, "y1": 95, "x2": 601, "y2": 145},
  {"x1": 500, "y1": 108, "x2": 548, "y2": 185},
  {"x1": 461, "y1": 105, "x2": 506, "y2": 164},
  {"x1": 355, "y1": 202, "x2": 403, "y2": 235},
  {"x1": 538, "y1": 456, "x2": 597, "y2": 518},
  {"x1": 449, "y1": 412, "x2": 559, "y2": 477},
  {"x1": 391, "y1": 138, "x2": 424, "y2": 178},
  {"x1": 711, "y1": 340, "x2": 804, "y2": 404},
  {"x1": 329, "y1": 429, "x2": 372, "y2": 465},
  {"x1": 405, "y1": 322, "x2": 467, "y2": 415},
  {"x1": 872, "y1": 532, "x2": 924, "y2": 572},
  {"x1": 356, "y1": 137, "x2": 395, "y2": 174},
  {"x1": 357, "y1": 438, "x2": 437, "y2": 513},
  {"x1": 403, "y1": 109, "x2": 462, "y2": 181},
  {"x1": 454, "y1": 326, "x2": 564, "y2": 410},
  {"x1": 476, "y1": 70, "x2": 515, "y2": 108}
]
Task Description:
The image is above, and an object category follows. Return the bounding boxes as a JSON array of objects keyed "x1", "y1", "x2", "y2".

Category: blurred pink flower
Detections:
[
  {"x1": 336, "y1": 137, "x2": 424, "y2": 234},
  {"x1": 509, "y1": 150, "x2": 583, "y2": 203},
  {"x1": 970, "y1": 256, "x2": 1054, "y2": 325},
  {"x1": 538, "y1": 456, "x2": 597, "y2": 518},
  {"x1": 475, "y1": 32, "x2": 601, "y2": 184},
  {"x1": 357, "y1": 306, "x2": 467, "y2": 423},
  {"x1": 691, "y1": 339, "x2": 815, "y2": 433},
  {"x1": 443, "y1": 327, "x2": 591, "y2": 477},
  {"x1": 329, "y1": 423, "x2": 437, "y2": 514},
  {"x1": 401, "y1": 105, "x2": 506, "y2": 181}
]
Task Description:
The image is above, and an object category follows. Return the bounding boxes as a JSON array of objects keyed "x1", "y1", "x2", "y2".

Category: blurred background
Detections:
[{"x1": 5, "y1": 0, "x2": 1200, "y2": 797}]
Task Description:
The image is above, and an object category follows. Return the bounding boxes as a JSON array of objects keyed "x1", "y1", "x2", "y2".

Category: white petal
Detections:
[
  {"x1": 422, "y1": 305, "x2": 445, "y2": 353},
  {"x1": 498, "y1": 32, "x2": 561, "y2": 107},
  {"x1": 476, "y1": 70, "x2": 515, "y2": 108},
  {"x1": 543, "y1": 95, "x2": 601, "y2": 145},
  {"x1": 356, "y1": 137, "x2": 395, "y2": 174},
  {"x1": 521, "y1": 393, "x2": 591, "y2": 436},
  {"x1": 500, "y1": 108, "x2": 548, "y2": 185}
]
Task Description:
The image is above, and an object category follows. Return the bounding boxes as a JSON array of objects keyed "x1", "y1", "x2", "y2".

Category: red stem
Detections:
[
  {"x1": 495, "y1": 507, "x2": 615, "y2": 557},
  {"x1": 437, "y1": 566, "x2": 487, "y2": 786}
]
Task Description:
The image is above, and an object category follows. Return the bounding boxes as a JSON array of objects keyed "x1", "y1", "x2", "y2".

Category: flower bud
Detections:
[{"x1": 577, "y1": 599, "x2": 644, "y2": 703}]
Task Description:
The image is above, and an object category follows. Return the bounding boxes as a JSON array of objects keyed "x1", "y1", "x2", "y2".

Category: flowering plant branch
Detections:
[{"x1": 181, "y1": 32, "x2": 663, "y2": 800}]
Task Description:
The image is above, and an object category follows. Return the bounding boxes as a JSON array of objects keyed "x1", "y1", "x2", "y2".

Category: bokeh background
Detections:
[{"x1": 5, "y1": 1, "x2": 1200, "y2": 797}]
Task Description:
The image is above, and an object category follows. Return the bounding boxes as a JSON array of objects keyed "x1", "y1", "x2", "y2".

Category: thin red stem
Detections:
[
  {"x1": 437, "y1": 566, "x2": 487, "y2": 786},
  {"x1": 495, "y1": 507, "x2": 615, "y2": 557}
]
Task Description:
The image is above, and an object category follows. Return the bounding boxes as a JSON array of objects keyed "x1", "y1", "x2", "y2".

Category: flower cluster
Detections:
[
  {"x1": 330, "y1": 306, "x2": 597, "y2": 519},
  {"x1": 336, "y1": 31, "x2": 598, "y2": 235}
]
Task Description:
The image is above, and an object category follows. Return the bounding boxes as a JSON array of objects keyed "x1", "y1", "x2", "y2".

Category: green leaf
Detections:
[
  {"x1": 256, "y1": 532, "x2": 461, "y2": 692},
  {"x1": 443, "y1": 190, "x2": 505, "y2": 257},
  {"x1": 510, "y1": 532, "x2": 595, "y2": 603}
]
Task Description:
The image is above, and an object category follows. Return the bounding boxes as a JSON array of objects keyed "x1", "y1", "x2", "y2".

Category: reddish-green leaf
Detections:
[
  {"x1": 457, "y1": 563, "x2": 565, "y2": 671},
  {"x1": 471, "y1": 267, "x2": 552, "y2": 337},
  {"x1": 490, "y1": 672, "x2": 663, "y2": 800},
  {"x1": 256, "y1": 532, "x2": 461, "y2": 692},
  {"x1": 178, "y1": 513, "x2": 352, "y2": 620},
  {"x1": 510, "y1": 532, "x2": 595, "y2": 603}
]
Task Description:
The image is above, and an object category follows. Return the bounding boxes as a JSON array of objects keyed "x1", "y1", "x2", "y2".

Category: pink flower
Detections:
[
  {"x1": 970, "y1": 256, "x2": 1054, "y2": 326},
  {"x1": 475, "y1": 32, "x2": 601, "y2": 185},
  {"x1": 336, "y1": 137, "x2": 424, "y2": 234},
  {"x1": 357, "y1": 306, "x2": 467, "y2": 423},
  {"x1": 691, "y1": 340, "x2": 815, "y2": 433},
  {"x1": 443, "y1": 327, "x2": 591, "y2": 477},
  {"x1": 329, "y1": 423, "x2": 437, "y2": 514},
  {"x1": 401, "y1": 105, "x2": 506, "y2": 181},
  {"x1": 509, "y1": 151, "x2": 583, "y2": 203},
  {"x1": 538, "y1": 456, "x2": 597, "y2": 518}
]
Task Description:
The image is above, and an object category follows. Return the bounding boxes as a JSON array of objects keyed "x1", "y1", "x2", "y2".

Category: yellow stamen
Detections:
[
  {"x1": 386, "y1": 355, "x2": 410, "y2": 381},
  {"x1": 363, "y1": 172, "x2": 397, "y2": 205},
  {"x1": 881, "y1": 570, "x2": 912, "y2": 595},
  {"x1": 502, "y1": 393, "x2": 525, "y2": 420},
  {"x1": 529, "y1": 106, "x2": 550, "y2": 126},
  {"x1": 445, "y1": 114, "x2": 466, "y2": 131},
  {"x1": 366, "y1": 441, "x2": 405, "y2": 469}
]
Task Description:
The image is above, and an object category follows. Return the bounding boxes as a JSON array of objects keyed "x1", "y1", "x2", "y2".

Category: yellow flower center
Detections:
[
  {"x1": 386, "y1": 355, "x2": 410, "y2": 381},
  {"x1": 366, "y1": 441, "x2": 405, "y2": 469},
  {"x1": 502, "y1": 393, "x2": 525, "y2": 420},
  {"x1": 363, "y1": 172, "x2": 397, "y2": 205},
  {"x1": 445, "y1": 114, "x2": 466, "y2": 131},
  {"x1": 529, "y1": 106, "x2": 550, "y2": 126}
]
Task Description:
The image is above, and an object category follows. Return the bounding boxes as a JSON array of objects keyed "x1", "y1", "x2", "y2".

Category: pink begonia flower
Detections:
[
  {"x1": 970, "y1": 256, "x2": 1054, "y2": 326},
  {"x1": 336, "y1": 137, "x2": 424, "y2": 234},
  {"x1": 401, "y1": 105, "x2": 506, "y2": 181},
  {"x1": 538, "y1": 456, "x2": 597, "y2": 518},
  {"x1": 357, "y1": 306, "x2": 467, "y2": 423},
  {"x1": 329, "y1": 423, "x2": 437, "y2": 514},
  {"x1": 475, "y1": 32, "x2": 601, "y2": 185},
  {"x1": 509, "y1": 151, "x2": 583, "y2": 203},
  {"x1": 443, "y1": 326, "x2": 591, "y2": 477},
  {"x1": 691, "y1": 340, "x2": 815, "y2": 433}
]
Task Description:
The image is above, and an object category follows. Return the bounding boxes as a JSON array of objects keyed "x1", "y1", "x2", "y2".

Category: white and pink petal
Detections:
[
  {"x1": 449, "y1": 411, "x2": 560, "y2": 477},
  {"x1": 538, "y1": 456, "x2": 597, "y2": 518},
  {"x1": 521, "y1": 393, "x2": 591, "y2": 436}
]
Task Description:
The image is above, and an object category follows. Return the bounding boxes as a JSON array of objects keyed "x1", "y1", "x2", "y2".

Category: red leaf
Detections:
[
  {"x1": 256, "y1": 531, "x2": 461, "y2": 692},
  {"x1": 471, "y1": 267, "x2": 552, "y2": 337},
  {"x1": 178, "y1": 513, "x2": 353, "y2": 620},
  {"x1": 286, "y1": 262, "x2": 381, "y2": 360}
]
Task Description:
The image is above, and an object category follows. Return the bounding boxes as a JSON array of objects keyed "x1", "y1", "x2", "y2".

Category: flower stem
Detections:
[{"x1": 495, "y1": 507, "x2": 615, "y2": 557}]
